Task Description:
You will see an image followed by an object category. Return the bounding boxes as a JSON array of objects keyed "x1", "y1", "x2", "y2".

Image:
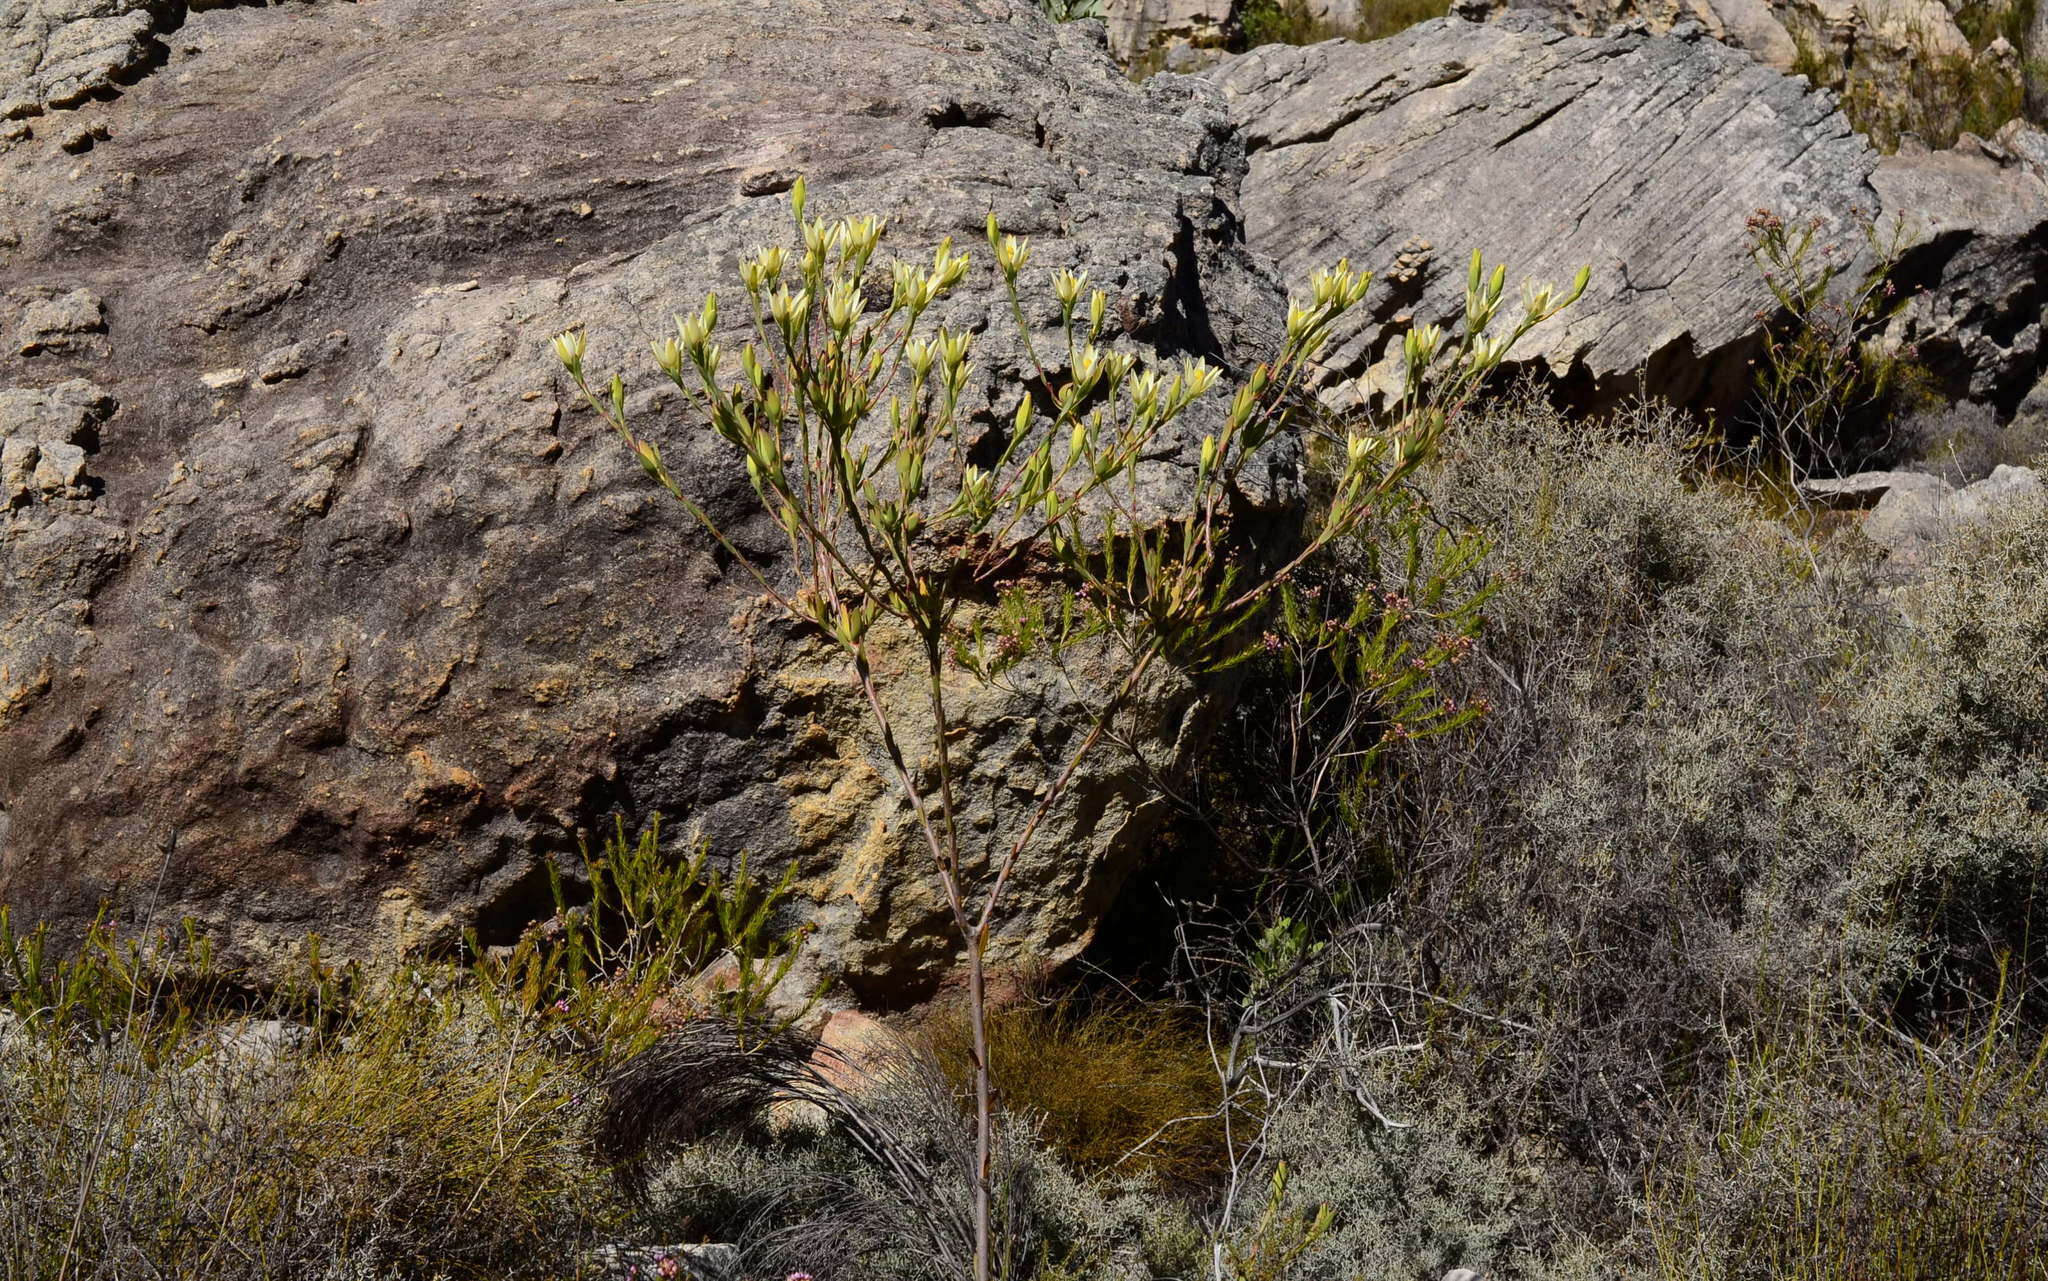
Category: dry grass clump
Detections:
[
  {"x1": 1820, "y1": 497, "x2": 2048, "y2": 1019},
  {"x1": 0, "y1": 816, "x2": 819, "y2": 1281},
  {"x1": 1899, "y1": 400, "x2": 2048, "y2": 485},
  {"x1": 0, "y1": 954, "x2": 619, "y2": 1280},
  {"x1": 921, "y1": 993, "x2": 1229, "y2": 1192},
  {"x1": 1175, "y1": 386, "x2": 2048, "y2": 1278},
  {"x1": 1325, "y1": 391, "x2": 1874, "y2": 1160},
  {"x1": 1651, "y1": 988, "x2": 2048, "y2": 1281}
]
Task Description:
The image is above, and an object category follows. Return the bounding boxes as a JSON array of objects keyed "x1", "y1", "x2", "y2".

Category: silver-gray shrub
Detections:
[
  {"x1": 1205, "y1": 389, "x2": 2048, "y2": 1274},
  {"x1": 1821, "y1": 495, "x2": 2048, "y2": 1014},
  {"x1": 1192, "y1": 389, "x2": 1887, "y2": 1269},
  {"x1": 1337, "y1": 391, "x2": 1874, "y2": 1148}
]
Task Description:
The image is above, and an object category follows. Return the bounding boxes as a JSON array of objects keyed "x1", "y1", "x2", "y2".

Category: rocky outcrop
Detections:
[
  {"x1": 1876, "y1": 129, "x2": 2048, "y2": 414},
  {"x1": 1106, "y1": 0, "x2": 1236, "y2": 67},
  {"x1": 1496, "y1": 0, "x2": 1992, "y2": 79},
  {"x1": 1802, "y1": 464, "x2": 2044, "y2": 565},
  {"x1": 0, "y1": 0, "x2": 1286, "y2": 999},
  {"x1": 1200, "y1": 15, "x2": 2048, "y2": 416},
  {"x1": 1202, "y1": 15, "x2": 1879, "y2": 410},
  {"x1": 1491, "y1": 0, "x2": 2031, "y2": 152},
  {"x1": 0, "y1": 0, "x2": 163, "y2": 120},
  {"x1": 1499, "y1": 0, "x2": 1798, "y2": 66}
]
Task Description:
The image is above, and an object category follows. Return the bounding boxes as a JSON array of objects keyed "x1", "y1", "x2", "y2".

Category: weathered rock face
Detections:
[
  {"x1": 1492, "y1": 0, "x2": 2032, "y2": 152},
  {"x1": 1203, "y1": 16, "x2": 1878, "y2": 410},
  {"x1": 1876, "y1": 131, "x2": 2048, "y2": 414},
  {"x1": 1497, "y1": 0, "x2": 1798, "y2": 67},
  {"x1": 1105, "y1": 0, "x2": 1236, "y2": 67},
  {"x1": 1801, "y1": 464, "x2": 2044, "y2": 567},
  {"x1": 0, "y1": 0, "x2": 1287, "y2": 999},
  {"x1": 0, "y1": 0, "x2": 161, "y2": 120},
  {"x1": 1496, "y1": 0, "x2": 1993, "y2": 79},
  {"x1": 1200, "y1": 15, "x2": 2048, "y2": 416}
]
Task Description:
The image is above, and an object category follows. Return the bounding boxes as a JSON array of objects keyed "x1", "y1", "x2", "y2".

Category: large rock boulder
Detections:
[
  {"x1": 1801, "y1": 464, "x2": 2044, "y2": 568},
  {"x1": 1203, "y1": 15, "x2": 1879, "y2": 410},
  {"x1": 1199, "y1": 15, "x2": 2048, "y2": 416},
  {"x1": 0, "y1": 0, "x2": 1287, "y2": 999},
  {"x1": 1877, "y1": 129, "x2": 2048, "y2": 413}
]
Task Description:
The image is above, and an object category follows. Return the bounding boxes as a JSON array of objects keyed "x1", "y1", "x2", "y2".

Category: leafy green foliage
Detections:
[
  {"x1": 554, "y1": 179, "x2": 1584, "y2": 1281},
  {"x1": 1219, "y1": 1162, "x2": 1333, "y2": 1281},
  {"x1": 469, "y1": 815, "x2": 817, "y2": 1063},
  {"x1": 0, "y1": 907, "x2": 222, "y2": 1058},
  {"x1": 1742, "y1": 207, "x2": 1929, "y2": 478}
]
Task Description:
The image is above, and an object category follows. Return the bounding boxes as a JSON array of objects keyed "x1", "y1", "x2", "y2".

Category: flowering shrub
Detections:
[
  {"x1": 555, "y1": 178, "x2": 1584, "y2": 1281},
  {"x1": 1743, "y1": 206, "x2": 1928, "y2": 479}
]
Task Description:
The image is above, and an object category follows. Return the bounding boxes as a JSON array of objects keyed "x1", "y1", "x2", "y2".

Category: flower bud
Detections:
[
  {"x1": 1054, "y1": 269, "x2": 1088, "y2": 310},
  {"x1": 825, "y1": 279, "x2": 862, "y2": 333},
  {"x1": 938, "y1": 329, "x2": 973, "y2": 374},
  {"x1": 676, "y1": 314, "x2": 711, "y2": 354},
  {"x1": 995, "y1": 233, "x2": 1030, "y2": 279},
  {"x1": 551, "y1": 329, "x2": 586, "y2": 373},
  {"x1": 846, "y1": 215, "x2": 884, "y2": 260},
  {"x1": 650, "y1": 337, "x2": 683, "y2": 379},
  {"x1": 1129, "y1": 369, "x2": 1160, "y2": 419},
  {"x1": 1227, "y1": 384, "x2": 1258, "y2": 428},
  {"x1": 634, "y1": 437, "x2": 663, "y2": 479},
  {"x1": 1072, "y1": 344, "x2": 1103, "y2": 393}
]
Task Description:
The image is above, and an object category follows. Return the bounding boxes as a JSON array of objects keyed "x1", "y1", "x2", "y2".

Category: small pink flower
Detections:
[
  {"x1": 553, "y1": 997, "x2": 572, "y2": 1014},
  {"x1": 788, "y1": 1273, "x2": 815, "y2": 1281},
  {"x1": 657, "y1": 1256, "x2": 680, "y2": 1279}
]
